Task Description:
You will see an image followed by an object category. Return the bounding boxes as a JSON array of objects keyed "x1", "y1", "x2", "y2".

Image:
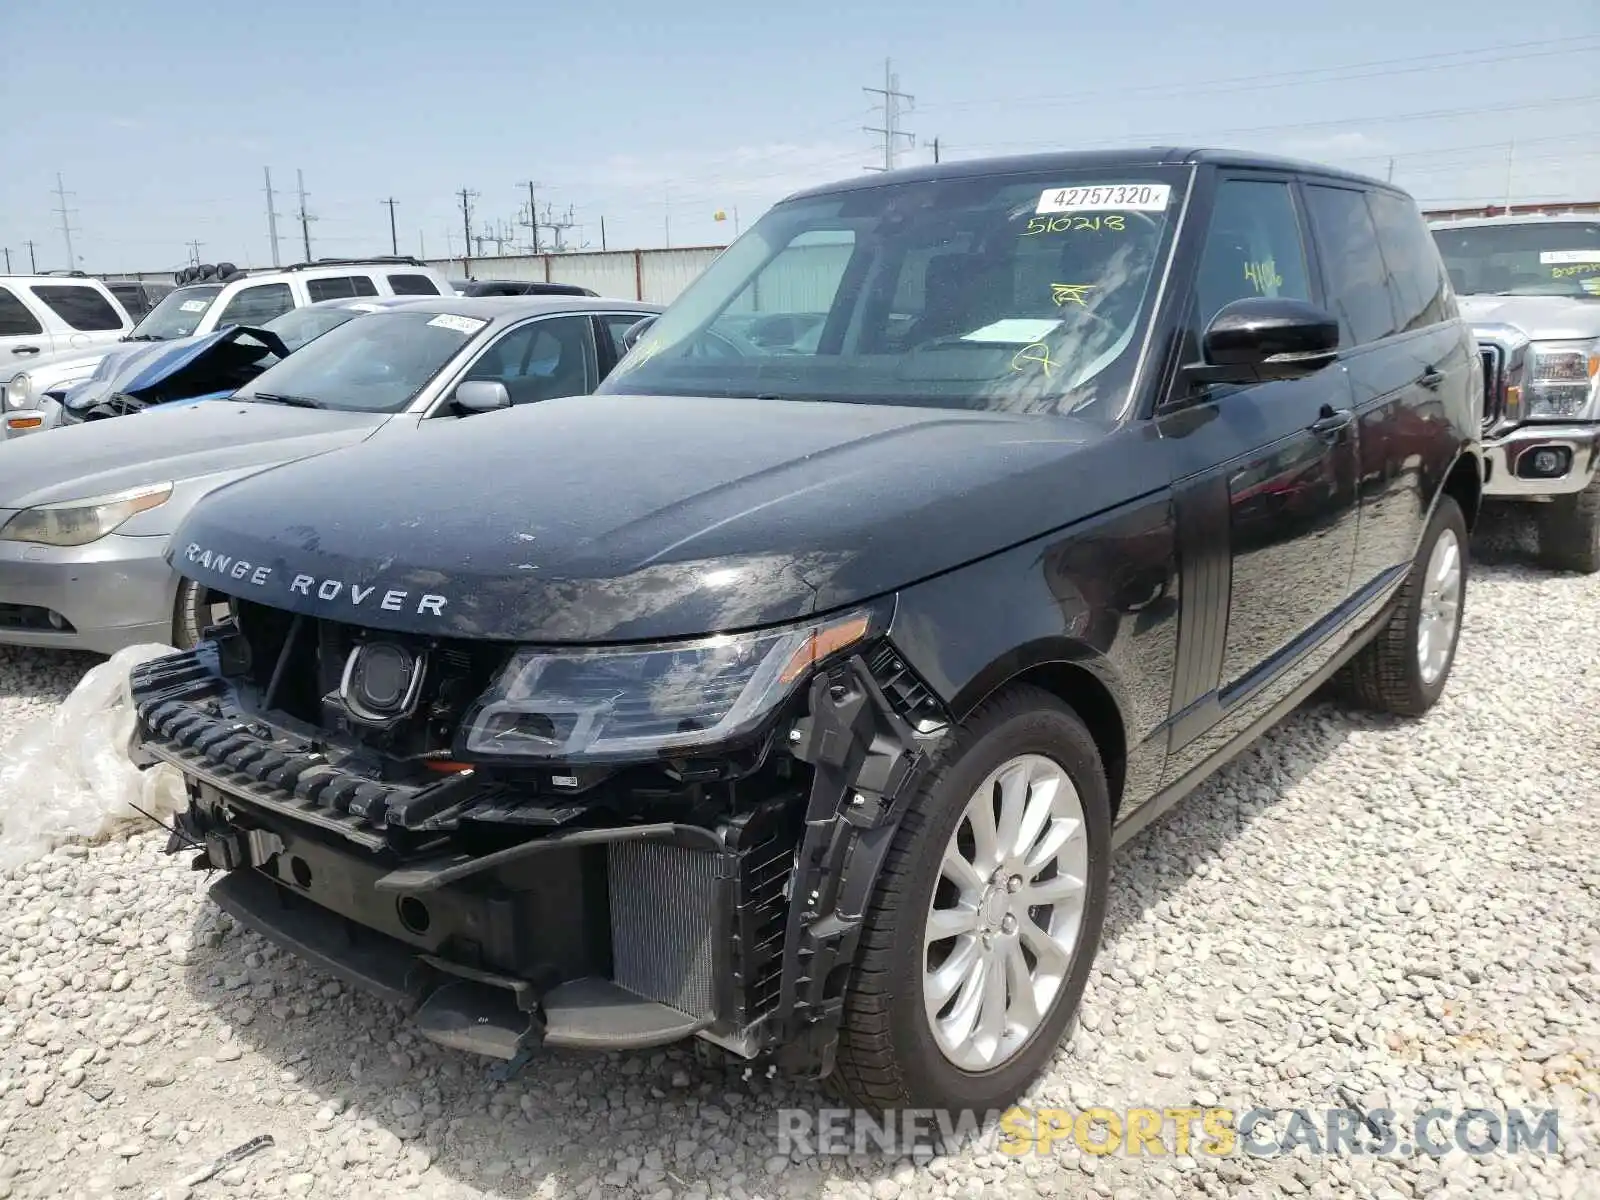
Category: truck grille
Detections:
[{"x1": 1480, "y1": 343, "x2": 1505, "y2": 431}]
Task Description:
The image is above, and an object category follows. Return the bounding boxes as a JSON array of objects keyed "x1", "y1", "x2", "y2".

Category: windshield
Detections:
[
  {"x1": 599, "y1": 167, "x2": 1188, "y2": 416},
  {"x1": 128, "y1": 285, "x2": 224, "y2": 339},
  {"x1": 260, "y1": 305, "x2": 363, "y2": 353},
  {"x1": 231, "y1": 310, "x2": 487, "y2": 413},
  {"x1": 1432, "y1": 221, "x2": 1600, "y2": 299}
]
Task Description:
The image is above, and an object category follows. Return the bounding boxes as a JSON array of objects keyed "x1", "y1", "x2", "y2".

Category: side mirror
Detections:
[
  {"x1": 453, "y1": 380, "x2": 511, "y2": 413},
  {"x1": 1187, "y1": 296, "x2": 1340, "y2": 386},
  {"x1": 621, "y1": 316, "x2": 658, "y2": 352}
]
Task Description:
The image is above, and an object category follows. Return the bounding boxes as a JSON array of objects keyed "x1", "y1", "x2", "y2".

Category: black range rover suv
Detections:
[{"x1": 130, "y1": 148, "x2": 1482, "y2": 1114}]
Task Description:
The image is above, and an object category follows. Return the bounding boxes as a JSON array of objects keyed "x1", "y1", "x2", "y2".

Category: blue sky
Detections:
[{"x1": 2, "y1": 0, "x2": 1597, "y2": 273}]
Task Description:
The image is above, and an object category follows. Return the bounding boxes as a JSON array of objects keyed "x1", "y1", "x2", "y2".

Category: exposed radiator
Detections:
[{"x1": 607, "y1": 841, "x2": 718, "y2": 1019}]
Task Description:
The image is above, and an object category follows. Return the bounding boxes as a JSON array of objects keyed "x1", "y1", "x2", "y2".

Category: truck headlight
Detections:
[
  {"x1": 0, "y1": 482, "x2": 174, "y2": 547},
  {"x1": 5, "y1": 373, "x2": 31, "y2": 409},
  {"x1": 460, "y1": 606, "x2": 882, "y2": 762},
  {"x1": 1526, "y1": 339, "x2": 1600, "y2": 421}
]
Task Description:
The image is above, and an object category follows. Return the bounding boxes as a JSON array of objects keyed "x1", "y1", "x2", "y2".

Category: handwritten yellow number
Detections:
[
  {"x1": 1244, "y1": 259, "x2": 1284, "y2": 294},
  {"x1": 1050, "y1": 283, "x2": 1095, "y2": 307},
  {"x1": 1012, "y1": 343, "x2": 1057, "y2": 377},
  {"x1": 1105, "y1": 215, "x2": 1125, "y2": 231}
]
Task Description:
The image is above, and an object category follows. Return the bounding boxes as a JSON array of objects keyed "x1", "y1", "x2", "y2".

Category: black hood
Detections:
[{"x1": 169, "y1": 394, "x2": 1129, "y2": 642}]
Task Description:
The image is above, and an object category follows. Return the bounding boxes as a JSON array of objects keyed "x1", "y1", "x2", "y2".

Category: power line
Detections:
[
  {"x1": 295, "y1": 169, "x2": 316, "y2": 260},
  {"x1": 52, "y1": 173, "x2": 78, "y2": 269},
  {"x1": 380, "y1": 197, "x2": 399, "y2": 256},
  {"x1": 263, "y1": 168, "x2": 282, "y2": 267},
  {"x1": 864, "y1": 58, "x2": 915, "y2": 172}
]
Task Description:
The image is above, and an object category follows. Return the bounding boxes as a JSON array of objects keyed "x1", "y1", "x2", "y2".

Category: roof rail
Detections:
[
  {"x1": 38, "y1": 268, "x2": 90, "y2": 277},
  {"x1": 271, "y1": 255, "x2": 428, "y2": 273}
]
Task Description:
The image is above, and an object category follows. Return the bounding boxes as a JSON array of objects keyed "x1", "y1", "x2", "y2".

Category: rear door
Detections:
[
  {"x1": 1160, "y1": 171, "x2": 1361, "y2": 778},
  {"x1": 0, "y1": 285, "x2": 55, "y2": 360},
  {"x1": 25, "y1": 281, "x2": 130, "y2": 349}
]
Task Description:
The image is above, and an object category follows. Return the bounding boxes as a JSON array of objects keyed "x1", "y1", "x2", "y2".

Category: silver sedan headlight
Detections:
[
  {"x1": 460, "y1": 607, "x2": 881, "y2": 762},
  {"x1": 0, "y1": 482, "x2": 174, "y2": 547},
  {"x1": 1525, "y1": 339, "x2": 1600, "y2": 421},
  {"x1": 4, "y1": 373, "x2": 31, "y2": 409}
]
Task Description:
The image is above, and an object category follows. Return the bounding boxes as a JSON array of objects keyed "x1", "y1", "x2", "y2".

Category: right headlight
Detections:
[
  {"x1": 4, "y1": 373, "x2": 32, "y2": 409},
  {"x1": 459, "y1": 606, "x2": 882, "y2": 762},
  {"x1": 0, "y1": 482, "x2": 174, "y2": 547},
  {"x1": 1525, "y1": 339, "x2": 1600, "y2": 421}
]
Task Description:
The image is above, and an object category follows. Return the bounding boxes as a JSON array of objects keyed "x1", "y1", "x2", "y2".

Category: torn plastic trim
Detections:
[{"x1": 773, "y1": 649, "x2": 952, "y2": 1078}]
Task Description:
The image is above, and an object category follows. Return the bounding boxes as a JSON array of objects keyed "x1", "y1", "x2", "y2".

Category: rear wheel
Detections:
[
  {"x1": 1338, "y1": 494, "x2": 1467, "y2": 716},
  {"x1": 172, "y1": 579, "x2": 226, "y2": 649},
  {"x1": 1536, "y1": 478, "x2": 1600, "y2": 574},
  {"x1": 830, "y1": 685, "x2": 1111, "y2": 1113}
]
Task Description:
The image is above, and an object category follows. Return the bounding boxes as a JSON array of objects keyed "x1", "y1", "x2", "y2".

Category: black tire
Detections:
[
  {"x1": 830, "y1": 684, "x2": 1111, "y2": 1114},
  {"x1": 1535, "y1": 478, "x2": 1600, "y2": 574},
  {"x1": 1339, "y1": 494, "x2": 1467, "y2": 717},
  {"x1": 172, "y1": 579, "x2": 220, "y2": 649}
]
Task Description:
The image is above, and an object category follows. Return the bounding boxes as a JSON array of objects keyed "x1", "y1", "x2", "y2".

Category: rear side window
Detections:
[
  {"x1": 215, "y1": 282, "x2": 294, "y2": 328},
  {"x1": 108, "y1": 283, "x2": 152, "y2": 319},
  {"x1": 30, "y1": 284, "x2": 124, "y2": 331},
  {"x1": 1304, "y1": 184, "x2": 1399, "y2": 346},
  {"x1": 387, "y1": 274, "x2": 440, "y2": 296},
  {"x1": 307, "y1": 276, "x2": 379, "y2": 301},
  {"x1": 1367, "y1": 190, "x2": 1452, "y2": 330},
  {"x1": 1193, "y1": 179, "x2": 1313, "y2": 328},
  {"x1": 0, "y1": 287, "x2": 43, "y2": 337}
]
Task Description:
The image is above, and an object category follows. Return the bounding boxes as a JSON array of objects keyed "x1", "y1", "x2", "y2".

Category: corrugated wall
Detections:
[{"x1": 426, "y1": 247, "x2": 728, "y2": 303}]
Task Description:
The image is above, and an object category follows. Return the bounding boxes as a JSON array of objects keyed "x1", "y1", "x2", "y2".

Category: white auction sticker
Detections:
[
  {"x1": 427, "y1": 313, "x2": 487, "y2": 334},
  {"x1": 1037, "y1": 183, "x2": 1171, "y2": 214},
  {"x1": 1540, "y1": 250, "x2": 1600, "y2": 265},
  {"x1": 179, "y1": 299, "x2": 208, "y2": 312}
]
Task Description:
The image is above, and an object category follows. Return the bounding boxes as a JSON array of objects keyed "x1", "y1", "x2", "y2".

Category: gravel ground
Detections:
[{"x1": 0, "y1": 511, "x2": 1596, "y2": 1200}]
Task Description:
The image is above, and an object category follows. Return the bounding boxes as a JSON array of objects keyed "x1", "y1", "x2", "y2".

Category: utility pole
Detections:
[
  {"x1": 381, "y1": 197, "x2": 399, "y2": 256},
  {"x1": 185, "y1": 240, "x2": 203, "y2": 265},
  {"x1": 863, "y1": 58, "x2": 915, "y2": 172},
  {"x1": 458, "y1": 188, "x2": 477, "y2": 264},
  {"x1": 543, "y1": 204, "x2": 576, "y2": 253},
  {"x1": 52, "y1": 173, "x2": 78, "y2": 269},
  {"x1": 517, "y1": 181, "x2": 542, "y2": 254},
  {"x1": 932, "y1": 137, "x2": 941, "y2": 164},
  {"x1": 24, "y1": 241, "x2": 38, "y2": 273},
  {"x1": 1503, "y1": 139, "x2": 1516, "y2": 213},
  {"x1": 1385, "y1": 157, "x2": 1395, "y2": 183},
  {"x1": 1, "y1": 248, "x2": 9, "y2": 273},
  {"x1": 295, "y1": 169, "x2": 316, "y2": 260},
  {"x1": 263, "y1": 167, "x2": 283, "y2": 267},
  {"x1": 600, "y1": 215, "x2": 607, "y2": 252},
  {"x1": 418, "y1": 231, "x2": 426, "y2": 259}
]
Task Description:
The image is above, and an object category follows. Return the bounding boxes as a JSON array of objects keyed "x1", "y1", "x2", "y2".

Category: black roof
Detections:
[{"x1": 783, "y1": 147, "x2": 1399, "y2": 204}]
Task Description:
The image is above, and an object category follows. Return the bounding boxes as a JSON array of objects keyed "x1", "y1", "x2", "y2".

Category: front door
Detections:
[{"x1": 1159, "y1": 174, "x2": 1361, "y2": 779}]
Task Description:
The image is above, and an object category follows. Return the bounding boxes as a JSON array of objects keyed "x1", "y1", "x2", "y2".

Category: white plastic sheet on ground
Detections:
[{"x1": 0, "y1": 643, "x2": 187, "y2": 871}]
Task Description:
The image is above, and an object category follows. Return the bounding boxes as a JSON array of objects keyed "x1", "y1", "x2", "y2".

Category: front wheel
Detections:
[
  {"x1": 172, "y1": 578, "x2": 225, "y2": 649},
  {"x1": 1536, "y1": 477, "x2": 1600, "y2": 574},
  {"x1": 830, "y1": 685, "x2": 1111, "y2": 1114}
]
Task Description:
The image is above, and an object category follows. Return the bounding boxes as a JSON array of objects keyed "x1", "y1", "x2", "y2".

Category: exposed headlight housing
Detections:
[
  {"x1": 0, "y1": 482, "x2": 174, "y2": 547},
  {"x1": 1525, "y1": 339, "x2": 1600, "y2": 421},
  {"x1": 5, "y1": 373, "x2": 31, "y2": 409},
  {"x1": 460, "y1": 606, "x2": 883, "y2": 762}
]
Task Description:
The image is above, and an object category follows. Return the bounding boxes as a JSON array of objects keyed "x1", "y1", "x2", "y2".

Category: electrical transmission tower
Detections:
[
  {"x1": 542, "y1": 203, "x2": 577, "y2": 253},
  {"x1": 864, "y1": 59, "x2": 915, "y2": 172},
  {"x1": 263, "y1": 168, "x2": 283, "y2": 267},
  {"x1": 52, "y1": 173, "x2": 79, "y2": 269},
  {"x1": 295, "y1": 170, "x2": 317, "y2": 260}
]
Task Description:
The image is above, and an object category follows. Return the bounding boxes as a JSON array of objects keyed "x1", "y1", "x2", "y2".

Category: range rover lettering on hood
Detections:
[{"x1": 180, "y1": 542, "x2": 449, "y2": 617}]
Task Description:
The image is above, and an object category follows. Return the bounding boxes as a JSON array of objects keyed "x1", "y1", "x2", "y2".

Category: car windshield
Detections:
[
  {"x1": 599, "y1": 166, "x2": 1188, "y2": 416},
  {"x1": 1432, "y1": 221, "x2": 1600, "y2": 299},
  {"x1": 128, "y1": 285, "x2": 224, "y2": 339},
  {"x1": 260, "y1": 305, "x2": 364, "y2": 353},
  {"x1": 231, "y1": 309, "x2": 487, "y2": 413}
]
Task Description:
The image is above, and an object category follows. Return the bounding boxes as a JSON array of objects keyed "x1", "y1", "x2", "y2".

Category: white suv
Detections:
[
  {"x1": 0, "y1": 273, "x2": 133, "y2": 359},
  {"x1": 2, "y1": 257, "x2": 452, "y2": 439}
]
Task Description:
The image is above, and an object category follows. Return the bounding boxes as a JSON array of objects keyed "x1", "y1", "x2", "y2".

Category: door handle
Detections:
[
  {"x1": 10, "y1": 346, "x2": 41, "y2": 356},
  {"x1": 1308, "y1": 405, "x2": 1353, "y2": 438},
  {"x1": 1419, "y1": 366, "x2": 1445, "y2": 390}
]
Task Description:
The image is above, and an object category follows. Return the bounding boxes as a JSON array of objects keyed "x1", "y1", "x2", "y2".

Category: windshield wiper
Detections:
[
  {"x1": 119, "y1": 333, "x2": 167, "y2": 342},
  {"x1": 247, "y1": 392, "x2": 325, "y2": 409}
]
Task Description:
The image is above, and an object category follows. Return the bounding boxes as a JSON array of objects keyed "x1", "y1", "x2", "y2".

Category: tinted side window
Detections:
[
  {"x1": 108, "y1": 283, "x2": 152, "y2": 319},
  {"x1": 306, "y1": 276, "x2": 365, "y2": 302},
  {"x1": 215, "y1": 283, "x2": 294, "y2": 327},
  {"x1": 387, "y1": 274, "x2": 440, "y2": 296},
  {"x1": 1193, "y1": 179, "x2": 1312, "y2": 327},
  {"x1": 0, "y1": 287, "x2": 43, "y2": 337},
  {"x1": 1304, "y1": 184, "x2": 1398, "y2": 346},
  {"x1": 31, "y1": 285, "x2": 125, "y2": 331},
  {"x1": 1367, "y1": 190, "x2": 1450, "y2": 330},
  {"x1": 351, "y1": 276, "x2": 378, "y2": 297},
  {"x1": 464, "y1": 315, "x2": 597, "y2": 405},
  {"x1": 600, "y1": 313, "x2": 651, "y2": 365}
]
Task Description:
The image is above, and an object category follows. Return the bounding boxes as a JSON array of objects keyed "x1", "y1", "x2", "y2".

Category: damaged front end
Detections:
[
  {"x1": 127, "y1": 595, "x2": 950, "y2": 1077},
  {"x1": 60, "y1": 326, "x2": 290, "y2": 426}
]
